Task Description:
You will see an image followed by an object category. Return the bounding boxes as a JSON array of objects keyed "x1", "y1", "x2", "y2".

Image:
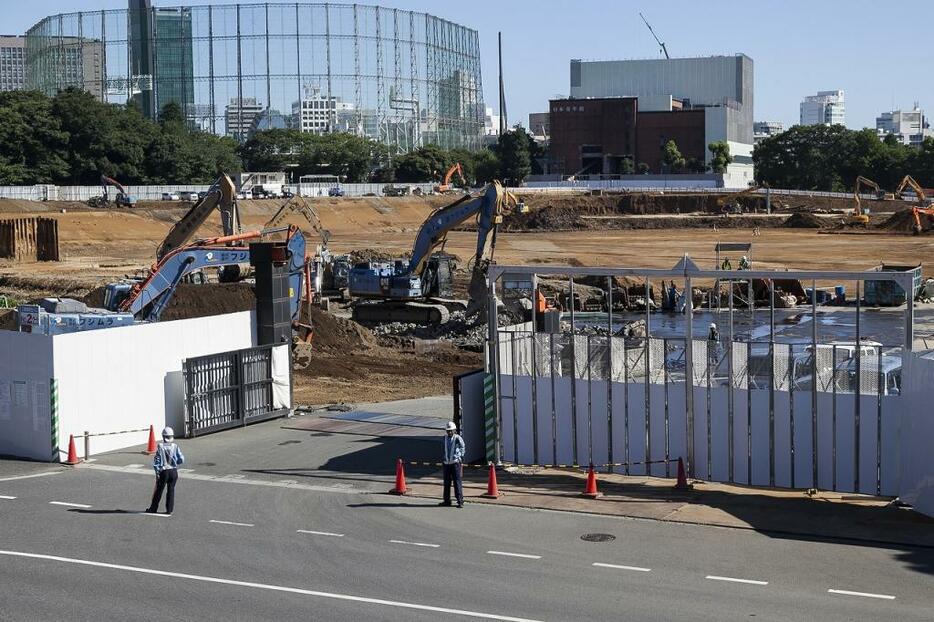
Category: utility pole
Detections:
[{"x1": 498, "y1": 31, "x2": 507, "y2": 135}]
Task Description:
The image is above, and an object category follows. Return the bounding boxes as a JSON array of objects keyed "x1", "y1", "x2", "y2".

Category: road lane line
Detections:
[
  {"x1": 0, "y1": 549, "x2": 543, "y2": 622},
  {"x1": 390, "y1": 539, "x2": 441, "y2": 548},
  {"x1": 297, "y1": 530, "x2": 344, "y2": 537},
  {"x1": 705, "y1": 575, "x2": 768, "y2": 586},
  {"x1": 487, "y1": 551, "x2": 542, "y2": 560},
  {"x1": 0, "y1": 471, "x2": 60, "y2": 482},
  {"x1": 828, "y1": 589, "x2": 895, "y2": 600},
  {"x1": 49, "y1": 501, "x2": 91, "y2": 509},
  {"x1": 0, "y1": 495, "x2": 17, "y2": 500},
  {"x1": 593, "y1": 562, "x2": 651, "y2": 572},
  {"x1": 209, "y1": 520, "x2": 254, "y2": 528}
]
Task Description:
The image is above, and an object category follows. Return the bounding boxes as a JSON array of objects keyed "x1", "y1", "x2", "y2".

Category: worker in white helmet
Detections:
[
  {"x1": 146, "y1": 426, "x2": 185, "y2": 515},
  {"x1": 439, "y1": 421, "x2": 466, "y2": 508},
  {"x1": 708, "y1": 322, "x2": 720, "y2": 342},
  {"x1": 739, "y1": 255, "x2": 750, "y2": 270}
]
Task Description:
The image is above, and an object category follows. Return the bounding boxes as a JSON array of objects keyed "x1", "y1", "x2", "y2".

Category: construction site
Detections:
[{"x1": 2, "y1": 180, "x2": 934, "y2": 407}]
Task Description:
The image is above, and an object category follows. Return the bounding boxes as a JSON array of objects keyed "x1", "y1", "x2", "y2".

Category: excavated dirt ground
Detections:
[{"x1": 1, "y1": 192, "x2": 931, "y2": 404}]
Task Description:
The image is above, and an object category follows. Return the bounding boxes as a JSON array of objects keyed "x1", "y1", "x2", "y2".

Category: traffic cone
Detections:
[
  {"x1": 582, "y1": 464, "x2": 600, "y2": 498},
  {"x1": 144, "y1": 425, "x2": 157, "y2": 455},
  {"x1": 480, "y1": 462, "x2": 501, "y2": 499},
  {"x1": 675, "y1": 457, "x2": 692, "y2": 491},
  {"x1": 64, "y1": 435, "x2": 79, "y2": 466},
  {"x1": 389, "y1": 458, "x2": 407, "y2": 495}
]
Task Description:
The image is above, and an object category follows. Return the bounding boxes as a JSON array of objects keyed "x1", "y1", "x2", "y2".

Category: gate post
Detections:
[{"x1": 684, "y1": 275, "x2": 695, "y2": 478}]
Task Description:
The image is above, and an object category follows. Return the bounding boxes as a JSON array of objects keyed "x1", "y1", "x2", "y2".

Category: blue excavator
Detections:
[{"x1": 348, "y1": 181, "x2": 512, "y2": 324}]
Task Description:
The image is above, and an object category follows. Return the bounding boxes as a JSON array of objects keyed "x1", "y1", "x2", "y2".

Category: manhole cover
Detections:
[{"x1": 581, "y1": 533, "x2": 616, "y2": 543}]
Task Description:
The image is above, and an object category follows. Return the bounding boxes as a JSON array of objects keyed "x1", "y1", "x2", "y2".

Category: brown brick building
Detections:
[{"x1": 548, "y1": 96, "x2": 707, "y2": 175}]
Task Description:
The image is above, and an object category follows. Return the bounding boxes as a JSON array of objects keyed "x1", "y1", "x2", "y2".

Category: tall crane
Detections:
[{"x1": 639, "y1": 12, "x2": 670, "y2": 59}]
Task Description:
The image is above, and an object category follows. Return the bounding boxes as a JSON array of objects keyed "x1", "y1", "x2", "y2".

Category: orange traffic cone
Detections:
[
  {"x1": 389, "y1": 458, "x2": 407, "y2": 495},
  {"x1": 675, "y1": 457, "x2": 692, "y2": 491},
  {"x1": 582, "y1": 464, "x2": 600, "y2": 498},
  {"x1": 144, "y1": 425, "x2": 157, "y2": 455},
  {"x1": 64, "y1": 434, "x2": 80, "y2": 466},
  {"x1": 480, "y1": 462, "x2": 501, "y2": 499}
]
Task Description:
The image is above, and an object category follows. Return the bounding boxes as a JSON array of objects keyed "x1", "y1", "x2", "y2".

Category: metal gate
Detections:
[{"x1": 183, "y1": 345, "x2": 288, "y2": 437}]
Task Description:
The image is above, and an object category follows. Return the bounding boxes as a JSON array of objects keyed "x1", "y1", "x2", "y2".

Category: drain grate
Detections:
[{"x1": 581, "y1": 533, "x2": 616, "y2": 543}]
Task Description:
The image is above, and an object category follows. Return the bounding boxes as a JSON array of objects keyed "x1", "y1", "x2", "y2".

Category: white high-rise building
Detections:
[
  {"x1": 753, "y1": 121, "x2": 783, "y2": 144},
  {"x1": 876, "y1": 106, "x2": 931, "y2": 146},
  {"x1": 291, "y1": 86, "x2": 354, "y2": 135},
  {"x1": 0, "y1": 36, "x2": 25, "y2": 92},
  {"x1": 800, "y1": 90, "x2": 845, "y2": 126}
]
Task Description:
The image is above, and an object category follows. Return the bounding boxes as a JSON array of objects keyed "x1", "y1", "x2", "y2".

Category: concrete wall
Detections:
[
  {"x1": 898, "y1": 353, "x2": 934, "y2": 517},
  {"x1": 0, "y1": 331, "x2": 54, "y2": 460}
]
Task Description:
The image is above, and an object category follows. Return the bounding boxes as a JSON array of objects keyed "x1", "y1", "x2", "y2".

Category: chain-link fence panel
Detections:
[
  {"x1": 692, "y1": 339, "x2": 709, "y2": 387},
  {"x1": 534, "y1": 333, "x2": 554, "y2": 378},
  {"x1": 649, "y1": 338, "x2": 666, "y2": 385},
  {"x1": 773, "y1": 343, "x2": 791, "y2": 391},
  {"x1": 815, "y1": 345, "x2": 835, "y2": 392},
  {"x1": 732, "y1": 342, "x2": 750, "y2": 389}
]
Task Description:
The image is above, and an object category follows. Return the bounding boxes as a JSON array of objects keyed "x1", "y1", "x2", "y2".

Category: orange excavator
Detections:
[
  {"x1": 434, "y1": 162, "x2": 466, "y2": 193},
  {"x1": 896, "y1": 175, "x2": 934, "y2": 234}
]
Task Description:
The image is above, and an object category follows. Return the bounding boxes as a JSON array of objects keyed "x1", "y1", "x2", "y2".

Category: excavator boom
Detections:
[
  {"x1": 265, "y1": 194, "x2": 331, "y2": 245},
  {"x1": 156, "y1": 174, "x2": 238, "y2": 259}
]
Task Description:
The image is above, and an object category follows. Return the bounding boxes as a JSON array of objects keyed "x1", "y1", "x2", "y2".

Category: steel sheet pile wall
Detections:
[{"x1": 0, "y1": 217, "x2": 59, "y2": 261}]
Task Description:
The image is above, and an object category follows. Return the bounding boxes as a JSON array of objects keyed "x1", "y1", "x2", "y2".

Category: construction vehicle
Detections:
[
  {"x1": 895, "y1": 175, "x2": 934, "y2": 234},
  {"x1": 383, "y1": 184, "x2": 413, "y2": 197},
  {"x1": 21, "y1": 227, "x2": 307, "y2": 334},
  {"x1": 348, "y1": 182, "x2": 513, "y2": 324},
  {"x1": 157, "y1": 174, "x2": 240, "y2": 260},
  {"x1": 716, "y1": 184, "x2": 761, "y2": 214},
  {"x1": 848, "y1": 176, "x2": 882, "y2": 226},
  {"x1": 88, "y1": 175, "x2": 137, "y2": 208},
  {"x1": 434, "y1": 162, "x2": 467, "y2": 194}
]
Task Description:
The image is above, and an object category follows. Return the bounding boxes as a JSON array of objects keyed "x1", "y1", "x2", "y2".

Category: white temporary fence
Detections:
[
  {"x1": 0, "y1": 184, "x2": 212, "y2": 202},
  {"x1": 0, "y1": 311, "x2": 257, "y2": 461},
  {"x1": 288, "y1": 182, "x2": 436, "y2": 198}
]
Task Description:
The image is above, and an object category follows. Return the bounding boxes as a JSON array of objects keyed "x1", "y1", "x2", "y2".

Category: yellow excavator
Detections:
[{"x1": 847, "y1": 176, "x2": 884, "y2": 226}]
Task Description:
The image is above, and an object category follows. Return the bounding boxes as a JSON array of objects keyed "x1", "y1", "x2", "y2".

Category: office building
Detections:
[
  {"x1": 292, "y1": 86, "x2": 354, "y2": 134},
  {"x1": 225, "y1": 97, "x2": 264, "y2": 140},
  {"x1": 800, "y1": 90, "x2": 845, "y2": 126},
  {"x1": 528, "y1": 112, "x2": 550, "y2": 139},
  {"x1": 876, "y1": 107, "x2": 931, "y2": 146},
  {"x1": 568, "y1": 55, "x2": 754, "y2": 180},
  {"x1": 753, "y1": 121, "x2": 783, "y2": 144},
  {"x1": 0, "y1": 36, "x2": 26, "y2": 92}
]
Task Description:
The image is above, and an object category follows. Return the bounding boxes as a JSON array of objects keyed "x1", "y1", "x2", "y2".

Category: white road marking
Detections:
[
  {"x1": 49, "y1": 501, "x2": 91, "y2": 509},
  {"x1": 209, "y1": 520, "x2": 254, "y2": 528},
  {"x1": 140, "y1": 512, "x2": 171, "y2": 518},
  {"x1": 297, "y1": 530, "x2": 344, "y2": 538},
  {"x1": 487, "y1": 550, "x2": 542, "y2": 560},
  {"x1": 592, "y1": 562, "x2": 651, "y2": 572},
  {"x1": 0, "y1": 549, "x2": 543, "y2": 622},
  {"x1": 390, "y1": 539, "x2": 441, "y2": 548},
  {"x1": 828, "y1": 589, "x2": 895, "y2": 600},
  {"x1": 0, "y1": 471, "x2": 60, "y2": 482},
  {"x1": 0, "y1": 495, "x2": 17, "y2": 500},
  {"x1": 705, "y1": 575, "x2": 768, "y2": 586}
]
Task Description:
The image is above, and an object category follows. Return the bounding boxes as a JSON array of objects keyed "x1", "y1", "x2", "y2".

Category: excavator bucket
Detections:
[{"x1": 465, "y1": 258, "x2": 490, "y2": 321}]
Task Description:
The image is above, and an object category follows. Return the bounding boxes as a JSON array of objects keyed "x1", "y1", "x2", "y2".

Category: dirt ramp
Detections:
[
  {"x1": 306, "y1": 305, "x2": 379, "y2": 352},
  {"x1": 783, "y1": 212, "x2": 826, "y2": 228}
]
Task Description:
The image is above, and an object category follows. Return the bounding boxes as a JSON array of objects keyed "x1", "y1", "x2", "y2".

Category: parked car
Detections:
[
  {"x1": 179, "y1": 191, "x2": 198, "y2": 202},
  {"x1": 161, "y1": 192, "x2": 180, "y2": 201},
  {"x1": 328, "y1": 186, "x2": 344, "y2": 197}
]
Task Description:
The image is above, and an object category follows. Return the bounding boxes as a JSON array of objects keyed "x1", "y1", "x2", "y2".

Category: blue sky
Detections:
[{"x1": 8, "y1": 0, "x2": 933, "y2": 131}]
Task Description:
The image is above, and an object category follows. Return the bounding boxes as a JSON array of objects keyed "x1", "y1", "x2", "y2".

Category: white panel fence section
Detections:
[
  {"x1": 495, "y1": 332, "x2": 934, "y2": 513},
  {"x1": 0, "y1": 311, "x2": 256, "y2": 461}
]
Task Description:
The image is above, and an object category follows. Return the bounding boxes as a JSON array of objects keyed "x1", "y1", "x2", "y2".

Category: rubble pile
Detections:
[{"x1": 371, "y1": 311, "x2": 489, "y2": 352}]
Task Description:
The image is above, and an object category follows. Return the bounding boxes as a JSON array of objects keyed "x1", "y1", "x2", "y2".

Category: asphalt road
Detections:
[{"x1": 1, "y1": 462, "x2": 932, "y2": 621}]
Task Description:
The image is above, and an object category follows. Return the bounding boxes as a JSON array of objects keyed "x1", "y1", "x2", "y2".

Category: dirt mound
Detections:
[
  {"x1": 879, "y1": 209, "x2": 931, "y2": 233},
  {"x1": 306, "y1": 305, "x2": 378, "y2": 353},
  {"x1": 0, "y1": 308, "x2": 16, "y2": 331},
  {"x1": 783, "y1": 212, "x2": 825, "y2": 228},
  {"x1": 348, "y1": 248, "x2": 405, "y2": 264},
  {"x1": 158, "y1": 283, "x2": 256, "y2": 321}
]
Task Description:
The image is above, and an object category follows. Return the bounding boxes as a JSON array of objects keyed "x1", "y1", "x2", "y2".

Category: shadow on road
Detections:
[{"x1": 67, "y1": 508, "x2": 132, "y2": 515}]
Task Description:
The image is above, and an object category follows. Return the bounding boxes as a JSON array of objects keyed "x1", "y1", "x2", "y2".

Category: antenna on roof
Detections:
[{"x1": 639, "y1": 12, "x2": 670, "y2": 59}]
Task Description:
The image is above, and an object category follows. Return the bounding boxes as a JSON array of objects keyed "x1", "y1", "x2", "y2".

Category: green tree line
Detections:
[
  {"x1": 0, "y1": 89, "x2": 541, "y2": 187},
  {"x1": 754, "y1": 124, "x2": 934, "y2": 191}
]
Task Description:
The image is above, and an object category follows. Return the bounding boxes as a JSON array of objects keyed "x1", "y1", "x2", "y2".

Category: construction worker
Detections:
[
  {"x1": 739, "y1": 255, "x2": 751, "y2": 270},
  {"x1": 721, "y1": 257, "x2": 732, "y2": 270},
  {"x1": 439, "y1": 421, "x2": 465, "y2": 508},
  {"x1": 708, "y1": 322, "x2": 720, "y2": 342},
  {"x1": 146, "y1": 427, "x2": 185, "y2": 515}
]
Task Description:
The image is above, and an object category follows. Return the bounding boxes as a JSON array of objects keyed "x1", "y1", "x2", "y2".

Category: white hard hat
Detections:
[
  {"x1": 445, "y1": 421, "x2": 457, "y2": 431},
  {"x1": 710, "y1": 323, "x2": 717, "y2": 329},
  {"x1": 162, "y1": 427, "x2": 174, "y2": 440}
]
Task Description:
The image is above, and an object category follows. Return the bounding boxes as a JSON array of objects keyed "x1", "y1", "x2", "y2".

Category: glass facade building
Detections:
[{"x1": 25, "y1": 2, "x2": 484, "y2": 151}]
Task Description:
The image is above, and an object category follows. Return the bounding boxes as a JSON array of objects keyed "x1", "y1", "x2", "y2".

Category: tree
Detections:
[
  {"x1": 619, "y1": 157, "x2": 634, "y2": 175},
  {"x1": 0, "y1": 91, "x2": 69, "y2": 184},
  {"x1": 497, "y1": 126, "x2": 532, "y2": 185},
  {"x1": 637, "y1": 162, "x2": 650, "y2": 175},
  {"x1": 708, "y1": 141, "x2": 732, "y2": 173},
  {"x1": 393, "y1": 145, "x2": 451, "y2": 182},
  {"x1": 472, "y1": 148, "x2": 501, "y2": 184},
  {"x1": 685, "y1": 157, "x2": 708, "y2": 173},
  {"x1": 662, "y1": 140, "x2": 685, "y2": 173},
  {"x1": 238, "y1": 129, "x2": 305, "y2": 173}
]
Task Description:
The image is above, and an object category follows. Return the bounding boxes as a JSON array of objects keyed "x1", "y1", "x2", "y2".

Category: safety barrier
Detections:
[{"x1": 68, "y1": 426, "x2": 152, "y2": 462}]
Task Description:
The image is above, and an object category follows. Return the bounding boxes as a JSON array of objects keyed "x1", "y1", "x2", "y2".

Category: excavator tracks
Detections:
[{"x1": 351, "y1": 301, "x2": 450, "y2": 325}]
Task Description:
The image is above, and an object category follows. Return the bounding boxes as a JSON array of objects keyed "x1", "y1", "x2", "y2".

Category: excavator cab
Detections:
[{"x1": 103, "y1": 283, "x2": 134, "y2": 311}]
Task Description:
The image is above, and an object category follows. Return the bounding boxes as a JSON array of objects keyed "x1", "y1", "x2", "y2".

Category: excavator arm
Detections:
[
  {"x1": 156, "y1": 174, "x2": 239, "y2": 260},
  {"x1": 405, "y1": 181, "x2": 507, "y2": 277},
  {"x1": 265, "y1": 194, "x2": 331, "y2": 245}
]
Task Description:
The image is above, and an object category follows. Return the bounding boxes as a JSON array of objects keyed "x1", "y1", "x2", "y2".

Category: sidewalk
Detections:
[{"x1": 76, "y1": 402, "x2": 934, "y2": 549}]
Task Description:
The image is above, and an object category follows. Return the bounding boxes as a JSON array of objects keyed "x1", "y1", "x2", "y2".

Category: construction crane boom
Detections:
[
  {"x1": 639, "y1": 12, "x2": 670, "y2": 59},
  {"x1": 156, "y1": 174, "x2": 239, "y2": 260},
  {"x1": 265, "y1": 194, "x2": 331, "y2": 245}
]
